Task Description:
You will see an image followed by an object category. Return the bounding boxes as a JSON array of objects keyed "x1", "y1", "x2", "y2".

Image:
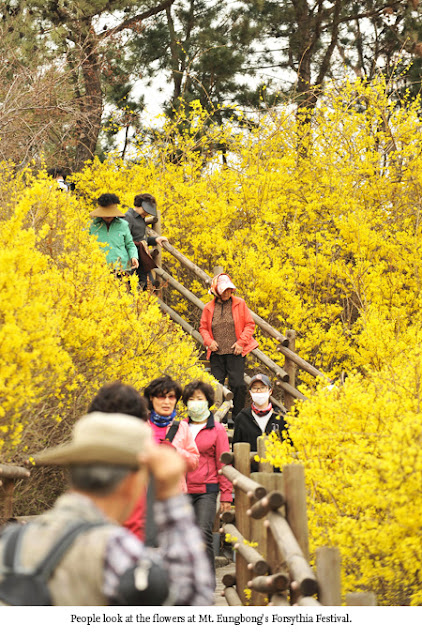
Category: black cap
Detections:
[{"x1": 141, "y1": 200, "x2": 157, "y2": 216}]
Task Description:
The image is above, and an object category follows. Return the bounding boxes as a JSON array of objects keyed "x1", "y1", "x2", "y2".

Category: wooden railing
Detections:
[
  {"x1": 147, "y1": 228, "x2": 330, "y2": 411},
  {"x1": 217, "y1": 439, "x2": 377, "y2": 606},
  {"x1": 0, "y1": 464, "x2": 30, "y2": 525}
]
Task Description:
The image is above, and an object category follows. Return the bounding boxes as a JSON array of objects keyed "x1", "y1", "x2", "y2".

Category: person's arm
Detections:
[
  {"x1": 103, "y1": 446, "x2": 213, "y2": 606},
  {"x1": 172, "y1": 421, "x2": 199, "y2": 471},
  {"x1": 145, "y1": 445, "x2": 212, "y2": 605},
  {"x1": 232, "y1": 414, "x2": 244, "y2": 445},
  {"x1": 123, "y1": 223, "x2": 139, "y2": 267},
  {"x1": 234, "y1": 300, "x2": 256, "y2": 348},
  {"x1": 147, "y1": 236, "x2": 168, "y2": 247},
  {"x1": 199, "y1": 304, "x2": 219, "y2": 351}
]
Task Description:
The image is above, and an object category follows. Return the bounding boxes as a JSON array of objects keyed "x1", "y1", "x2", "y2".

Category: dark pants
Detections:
[
  {"x1": 190, "y1": 492, "x2": 218, "y2": 587},
  {"x1": 210, "y1": 353, "x2": 247, "y2": 418},
  {"x1": 135, "y1": 263, "x2": 149, "y2": 290}
]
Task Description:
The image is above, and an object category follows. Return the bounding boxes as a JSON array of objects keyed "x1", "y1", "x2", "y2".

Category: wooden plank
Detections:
[
  {"x1": 0, "y1": 464, "x2": 30, "y2": 479},
  {"x1": 346, "y1": 592, "x2": 377, "y2": 606}
]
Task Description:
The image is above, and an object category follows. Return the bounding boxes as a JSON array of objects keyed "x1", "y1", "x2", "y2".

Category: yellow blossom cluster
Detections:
[{"x1": 0, "y1": 170, "x2": 211, "y2": 471}]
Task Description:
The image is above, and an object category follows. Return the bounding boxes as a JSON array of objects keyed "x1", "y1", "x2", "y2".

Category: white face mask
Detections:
[
  {"x1": 187, "y1": 399, "x2": 210, "y2": 422},
  {"x1": 250, "y1": 390, "x2": 271, "y2": 406}
]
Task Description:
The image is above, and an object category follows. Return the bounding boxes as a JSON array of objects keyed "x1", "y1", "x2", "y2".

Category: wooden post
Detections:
[
  {"x1": 283, "y1": 464, "x2": 310, "y2": 561},
  {"x1": 214, "y1": 400, "x2": 233, "y2": 423},
  {"x1": 257, "y1": 435, "x2": 273, "y2": 473},
  {"x1": 248, "y1": 471, "x2": 270, "y2": 605},
  {"x1": 316, "y1": 546, "x2": 342, "y2": 606},
  {"x1": 250, "y1": 472, "x2": 286, "y2": 605},
  {"x1": 283, "y1": 330, "x2": 297, "y2": 412},
  {"x1": 233, "y1": 442, "x2": 252, "y2": 604},
  {"x1": 0, "y1": 464, "x2": 31, "y2": 524},
  {"x1": 0, "y1": 478, "x2": 14, "y2": 522}
]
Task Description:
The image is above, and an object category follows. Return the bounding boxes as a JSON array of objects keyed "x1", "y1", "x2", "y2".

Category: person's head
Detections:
[
  {"x1": 249, "y1": 374, "x2": 272, "y2": 408},
  {"x1": 133, "y1": 193, "x2": 157, "y2": 218},
  {"x1": 90, "y1": 193, "x2": 124, "y2": 222},
  {"x1": 143, "y1": 375, "x2": 182, "y2": 417},
  {"x1": 182, "y1": 380, "x2": 214, "y2": 423},
  {"x1": 87, "y1": 381, "x2": 148, "y2": 421},
  {"x1": 47, "y1": 167, "x2": 67, "y2": 180},
  {"x1": 210, "y1": 273, "x2": 236, "y2": 301},
  {"x1": 33, "y1": 412, "x2": 152, "y2": 522}
]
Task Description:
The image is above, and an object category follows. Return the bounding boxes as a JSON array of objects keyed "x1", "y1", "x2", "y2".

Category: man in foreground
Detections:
[{"x1": 0, "y1": 412, "x2": 214, "y2": 606}]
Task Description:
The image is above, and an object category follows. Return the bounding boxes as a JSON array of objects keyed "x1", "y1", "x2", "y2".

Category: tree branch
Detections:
[{"x1": 100, "y1": 0, "x2": 177, "y2": 40}]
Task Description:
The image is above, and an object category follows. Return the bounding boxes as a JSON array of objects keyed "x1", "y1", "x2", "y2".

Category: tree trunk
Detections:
[{"x1": 72, "y1": 29, "x2": 103, "y2": 170}]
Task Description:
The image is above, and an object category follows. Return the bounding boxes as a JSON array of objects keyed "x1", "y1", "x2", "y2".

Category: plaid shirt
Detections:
[{"x1": 103, "y1": 494, "x2": 214, "y2": 605}]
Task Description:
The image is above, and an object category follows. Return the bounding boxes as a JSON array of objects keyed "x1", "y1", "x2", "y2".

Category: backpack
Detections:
[{"x1": 0, "y1": 520, "x2": 104, "y2": 606}]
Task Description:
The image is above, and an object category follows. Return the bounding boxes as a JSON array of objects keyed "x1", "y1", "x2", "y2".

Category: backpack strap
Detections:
[
  {"x1": 1, "y1": 521, "x2": 104, "y2": 579},
  {"x1": 165, "y1": 420, "x2": 179, "y2": 443},
  {"x1": 2, "y1": 525, "x2": 22, "y2": 571},
  {"x1": 36, "y1": 521, "x2": 105, "y2": 580}
]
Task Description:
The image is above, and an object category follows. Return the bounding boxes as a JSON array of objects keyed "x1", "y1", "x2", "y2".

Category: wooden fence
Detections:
[
  {"x1": 147, "y1": 228, "x2": 331, "y2": 410},
  {"x1": 0, "y1": 464, "x2": 30, "y2": 526},
  {"x1": 218, "y1": 439, "x2": 377, "y2": 607}
]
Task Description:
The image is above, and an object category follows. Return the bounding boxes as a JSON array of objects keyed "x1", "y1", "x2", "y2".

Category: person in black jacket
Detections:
[
  {"x1": 125, "y1": 193, "x2": 168, "y2": 290},
  {"x1": 232, "y1": 373, "x2": 292, "y2": 471}
]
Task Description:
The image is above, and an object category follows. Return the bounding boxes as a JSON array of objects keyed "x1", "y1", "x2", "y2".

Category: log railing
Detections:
[
  {"x1": 147, "y1": 228, "x2": 330, "y2": 409},
  {"x1": 0, "y1": 464, "x2": 30, "y2": 525},
  {"x1": 218, "y1": 439, "x2": 376, "y2": 606}
]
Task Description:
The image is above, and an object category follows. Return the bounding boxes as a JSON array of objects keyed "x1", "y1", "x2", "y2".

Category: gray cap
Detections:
[{"x1": 249, "y1": 374, "x2": 272, "y2": 389}]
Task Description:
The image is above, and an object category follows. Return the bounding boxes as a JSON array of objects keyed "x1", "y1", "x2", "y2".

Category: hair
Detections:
[
  {"x1": 87, "y1": 381, "x2": 148, "y2": 421},
  {"x1": 133, "y1": 193, "x2": 157, "y2": 208},
  {"x1": 47, "y1": 167, "x2": 67, "y2": 179},
  {"x1": 182, "y1": 380, "x2": 215, "y2": 407},
  {"x1": 143, "y1": 375, "x2": 182, "y2": 410},
  {"x1": 97, "y1": 193, "x2": 120, "y2": 207},
  {"x1": 69, "y1": 464, "x2": 136, "y2": 496}
]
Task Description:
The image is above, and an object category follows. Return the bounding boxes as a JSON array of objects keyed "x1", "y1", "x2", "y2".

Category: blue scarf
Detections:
[{"x1": 150, "y1": 409, "x2": 176, "y2": 428}]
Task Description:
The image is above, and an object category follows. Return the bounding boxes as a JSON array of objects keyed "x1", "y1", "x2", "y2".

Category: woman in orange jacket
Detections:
[{"x1": 199, "y1": 273, "x2": 258, "y2": 418}]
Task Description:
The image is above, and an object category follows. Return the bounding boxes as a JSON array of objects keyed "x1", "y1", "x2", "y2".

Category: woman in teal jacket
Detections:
[{"x1": 89, "y1": 193, "x2": 139, "y2": 274}]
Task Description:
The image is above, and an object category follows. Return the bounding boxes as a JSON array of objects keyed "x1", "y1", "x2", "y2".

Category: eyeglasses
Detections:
[
  {"x1": 250, "y1": 387, "x2": 268, "y2": 392},
  {"x1": 154, "y1": 393, "x2": 177, "y2": 400}
]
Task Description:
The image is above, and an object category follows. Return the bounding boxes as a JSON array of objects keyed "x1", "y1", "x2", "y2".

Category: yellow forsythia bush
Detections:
[
  {"x1": 2, "y1": 75, "x2": 422, "y2": 603},
  {"x1": 0, "y1": 169, "x2": 211, "y2": 510},
  {"x1": 264, "y1": 339, "x2": 422, "y2": 606},
  {"x1": 70, "y1": 79, "x2": 422, "y2": 603}
]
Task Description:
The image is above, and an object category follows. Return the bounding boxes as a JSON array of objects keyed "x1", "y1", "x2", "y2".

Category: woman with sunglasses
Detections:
[
  {"x1": 143, "y1": 375, "x2": 199, "y2": 546},
  {"x1": 143, "y1": 375, "x2": 199, "y2": 490}
]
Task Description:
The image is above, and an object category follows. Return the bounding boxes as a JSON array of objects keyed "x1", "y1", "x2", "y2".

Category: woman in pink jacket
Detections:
[
  {"x1": 199, "y1": 273, "x2": 258, "y2": 418},
  {"x1": 180, "y1": 380, "x2": 232, "y2": 583},
  {"x1": 143, "y1": 375, "x2": 199, "y2": 545}
]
